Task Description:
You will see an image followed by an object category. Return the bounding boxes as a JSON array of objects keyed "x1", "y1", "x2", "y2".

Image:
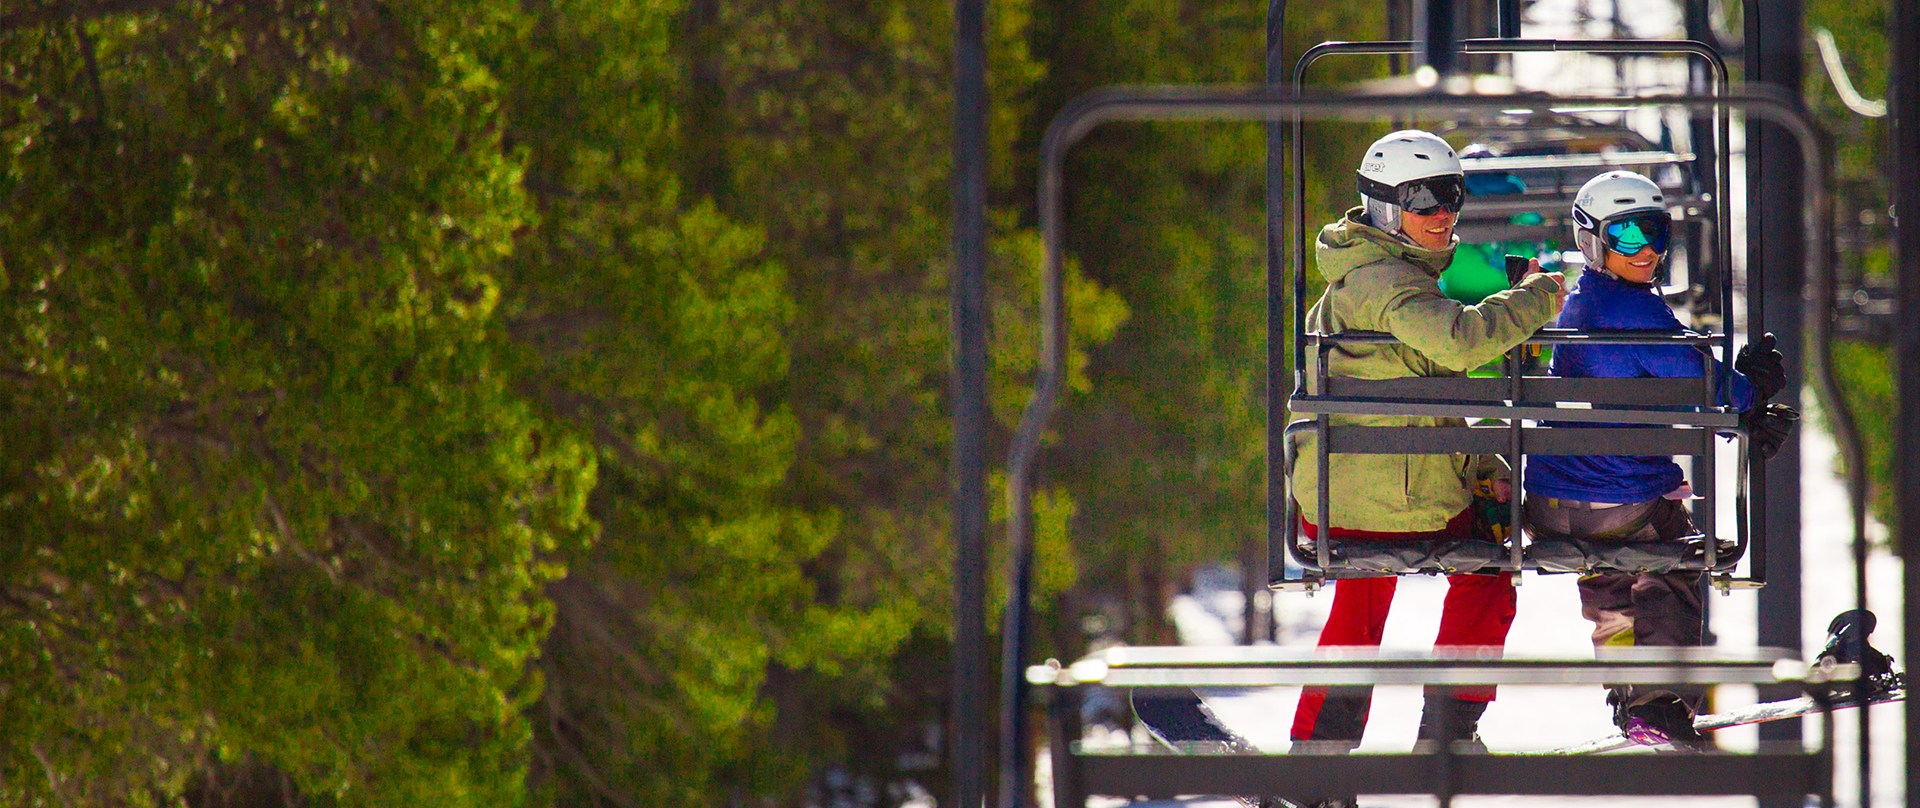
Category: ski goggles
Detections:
[
  {"x1": 1356, "y1": 173, "x2": 1467, "y2": 216},
  {"x1": 1600, "y1": 213, "x2": 1671, "y2": 256}
]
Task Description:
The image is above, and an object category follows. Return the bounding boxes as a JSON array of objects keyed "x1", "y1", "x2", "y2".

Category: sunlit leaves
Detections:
[{"x1": 0, "y1": 2, "x2": 583, "y2": 805}]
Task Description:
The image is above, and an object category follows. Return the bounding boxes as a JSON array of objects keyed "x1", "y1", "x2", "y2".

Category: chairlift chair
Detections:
[
  {"x1": 1268, "y1": 38, "x2": 1764, "y2": 593},
  {"x1": 999, "y1": 77, "x2": 1837, "y2": 808}
]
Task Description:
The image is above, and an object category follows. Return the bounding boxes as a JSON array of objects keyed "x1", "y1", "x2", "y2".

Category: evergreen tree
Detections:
[
  {"x1": 0, "y1": 2, "x2": 588, "y2": 804},
  {"x1": 1027, "y1": 3, "x2": 1388, "y2": 650}
]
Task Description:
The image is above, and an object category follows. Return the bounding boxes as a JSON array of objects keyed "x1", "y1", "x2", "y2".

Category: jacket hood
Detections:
[{"x1": 1315, "y1": 206, "x2": 1456, "y2": 282}]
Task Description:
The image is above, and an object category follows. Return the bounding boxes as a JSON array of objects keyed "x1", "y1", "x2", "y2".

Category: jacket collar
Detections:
[{"x1": 1336, "y1": 206, "x2": 1456, "y2": 277}]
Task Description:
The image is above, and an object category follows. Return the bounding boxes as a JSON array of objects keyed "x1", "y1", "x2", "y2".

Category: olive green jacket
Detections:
[{"x1": 1291, "y1": 207, "x2": 1563, "y2": 532}]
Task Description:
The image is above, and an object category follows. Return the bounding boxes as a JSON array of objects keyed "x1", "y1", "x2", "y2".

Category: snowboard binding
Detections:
[{"x1": 1814, "y1": 608, "x2": 1906, "y2": 704}]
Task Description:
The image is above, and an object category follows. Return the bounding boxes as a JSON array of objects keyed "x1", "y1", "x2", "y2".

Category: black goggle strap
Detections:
[{"x1": 1356, "y1": 172, "x2": 1399, "y2": 204}]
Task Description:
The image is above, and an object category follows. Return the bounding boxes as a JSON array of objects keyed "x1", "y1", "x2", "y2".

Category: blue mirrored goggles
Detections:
[{"x1": 1602, "y1": 214, "x2": 1671, "y2": 256}]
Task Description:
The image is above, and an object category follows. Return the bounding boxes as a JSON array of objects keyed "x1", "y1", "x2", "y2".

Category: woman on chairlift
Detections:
[
  {"x1": 1288, "y1": 130, "x2": 1564, "y2": 784},
  {"x1": 1522, "y1": 169, "x2": 1800, "y2": 751}
]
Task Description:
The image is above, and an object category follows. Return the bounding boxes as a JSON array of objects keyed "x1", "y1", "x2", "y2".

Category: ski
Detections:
[{"x1": 1552, "y1": 608, "x2": 1905, "y2": 754}]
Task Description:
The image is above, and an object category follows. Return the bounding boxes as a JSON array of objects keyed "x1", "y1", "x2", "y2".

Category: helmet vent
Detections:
[
  {"x1": 1414, "y1": 154, "x2": 1430, "y2": 160},
  {"x1": 1614, "y1": 197, "x2": 1636, "y2": 204}
]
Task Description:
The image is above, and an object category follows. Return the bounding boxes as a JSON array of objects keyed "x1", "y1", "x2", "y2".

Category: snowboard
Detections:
[
  {"x1": 1130, "y1": 686, "x2": 1262, "y2": 754},
  {"x1": 1548, "y1": 677, "x2": 1907, "y2": 754},
  {"x1": 1552, "y1": 608, "x2": 1905, "y2": 754},
  {"x1": 1129, "y1": 688, "x2": 1284, "y2": 807}
]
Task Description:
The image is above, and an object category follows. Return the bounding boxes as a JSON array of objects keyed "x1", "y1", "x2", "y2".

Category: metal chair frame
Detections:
[
  {"x1": 1276, "y1": 40, "x2": 1752, "y2": 590},
  {"x1": 998, "y1": 82, "x2": 1833, "y2": 808}
]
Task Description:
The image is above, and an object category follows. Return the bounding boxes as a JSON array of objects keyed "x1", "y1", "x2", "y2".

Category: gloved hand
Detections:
[
  {"x1": 1742, "y1": 401, "x2": 1800, "y2": 461},
  {"x1": 1470, "y1": 477, "x2": 1512, "y2": 543},
  {"x1": 1734, "y1": 332, "x2": 1787, "y2": 403}
]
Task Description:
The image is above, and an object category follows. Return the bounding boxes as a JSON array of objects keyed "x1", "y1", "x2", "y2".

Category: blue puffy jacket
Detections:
[{"x1": 1523, "y1": 270, "x2": 1755, "y2": 504}]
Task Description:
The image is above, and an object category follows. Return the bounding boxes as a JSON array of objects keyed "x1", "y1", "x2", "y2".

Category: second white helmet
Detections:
[
  {"x1": 1570, "y1": 170, "x2": 1670, "y2": 274},
  {"x1": 1356, "y1": 130, "x2": 1465, "y2": 234}
]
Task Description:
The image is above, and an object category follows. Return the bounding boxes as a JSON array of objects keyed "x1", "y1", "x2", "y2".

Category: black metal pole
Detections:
[
  {"x1": 1263, "y1": 0, "x2": 1287, "y2": 603},
  {"x1": 1745, "y1": 0, "x2": 1805, "y2": 780},
  {"x1": 1413, "y1": 0, "x2": 1459, "y2": 79},
  {"x1": 1891, "y1": 0, "x2": 1920, "y2": 806},
  {"x1": 1681, "y1": 0, "x2": 1723, "y2": 662},
  {"x1": 1496, "y1": 0, "x2": 1520, "y2": 39},
  {"x1": 951, "y1": 0, "x2": 989, "y2": 806}
]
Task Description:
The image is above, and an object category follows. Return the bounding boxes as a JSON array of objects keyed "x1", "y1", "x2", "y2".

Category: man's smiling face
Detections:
[{"x1": 1400, "y1": 208, "x2": 1457, "y2": 251}]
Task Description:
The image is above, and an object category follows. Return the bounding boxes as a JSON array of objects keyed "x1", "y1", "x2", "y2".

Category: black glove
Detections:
[
  {"x1": 1734, "y1": 332, "x2": 1787, "y2": 403},
  {"x1": 1742, "y1": 402, "x2": 1800, "y2": 461}
]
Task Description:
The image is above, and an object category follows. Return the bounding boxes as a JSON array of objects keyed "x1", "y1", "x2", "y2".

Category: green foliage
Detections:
[
  {"x1": 10, "y1": 1, "x2": 1752, "y2": 806},
  {"x1": 1806, "y1": 1, "x2": 1888, "y2": 185},
  {"x1": 676, "y1": 0, "x2": 1115, "y2": 795},
  {"x1": 0, "y1": 1, "x2": 588, "y2": 805},
  {"x1": 490, "y1": 1, "x2": 871, "y2": 803},
  {"x1": 1825, "y1": 340, "x2": 1897, "y2": 529},
  {"x1": 1024, "y1": 3, "x2": 1387, "y2": 647},
  {"x1": 1805, "y1": 1, "x2": 1896, "y2": 531}
]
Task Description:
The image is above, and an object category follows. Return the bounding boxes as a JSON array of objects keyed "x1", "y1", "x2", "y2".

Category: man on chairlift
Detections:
[
  {"x1": 1288, "y1": 130, "x2": 1565, "y2": 779},
  {"x1": 1522, "y1": 170, "x2": 1800, "y2": 750}
]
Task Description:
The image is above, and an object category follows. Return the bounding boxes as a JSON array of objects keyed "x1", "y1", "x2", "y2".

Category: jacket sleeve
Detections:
[{"x1": 1365, "y1": 263, "x2": 1563, "y2": 372}]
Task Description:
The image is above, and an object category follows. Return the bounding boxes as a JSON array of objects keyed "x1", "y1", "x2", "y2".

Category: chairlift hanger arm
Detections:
[{"x1": 1038, "y1": 88, "x2": 1797, "y2": 162}]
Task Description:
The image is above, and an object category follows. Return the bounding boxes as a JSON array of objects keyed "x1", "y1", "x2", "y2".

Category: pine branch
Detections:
[{"x1": 0, "y1": 0, "x2": 187, "y2": 33}]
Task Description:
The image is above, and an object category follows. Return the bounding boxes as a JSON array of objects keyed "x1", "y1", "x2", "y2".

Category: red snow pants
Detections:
[{"x1": 1290, "y1": 509, "x2": 1517, "y2": 744}]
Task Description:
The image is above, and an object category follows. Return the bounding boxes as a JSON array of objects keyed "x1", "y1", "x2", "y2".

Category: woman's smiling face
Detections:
[{"x1": 1605, "y1": 244, "x2": 1661, "y2": 284}]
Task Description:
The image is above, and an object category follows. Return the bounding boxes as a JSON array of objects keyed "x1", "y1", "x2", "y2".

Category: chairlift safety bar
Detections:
[{"x1": 1057, "y1": 645, "x2": 1804, "y2": 687}]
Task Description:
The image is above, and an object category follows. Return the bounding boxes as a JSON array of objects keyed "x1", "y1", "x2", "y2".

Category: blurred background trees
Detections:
[
  {"x1": 0, "y1": 0, "x2": 1900, "y2": 806},
  {"x1": 1802, "y1": 0, "x2": 1897, "y2": 529}
]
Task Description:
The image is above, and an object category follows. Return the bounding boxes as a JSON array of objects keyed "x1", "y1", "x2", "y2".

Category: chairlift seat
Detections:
[
  {"x1": 1297, "y1": 531, "x2": 1739, "y2": 578},
  {"x1": 1299, "y1": 535, "x2": 1514, "y2": 576},
  {"x1": 1527, "y1": 532, "x2": 1741, "y2": 575},
  {"x1": 1276, "y1": 329, "x2": 1753, "y2": 587}
]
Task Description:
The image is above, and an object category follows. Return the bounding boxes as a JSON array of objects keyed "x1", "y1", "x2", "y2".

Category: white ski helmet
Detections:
[
  {"x1": 1571, "y1": 170, "x2": 1670, "y2": 276},
  {"x1": 1356, "y1": 130, "x2": 1465, "y2": 234}
]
